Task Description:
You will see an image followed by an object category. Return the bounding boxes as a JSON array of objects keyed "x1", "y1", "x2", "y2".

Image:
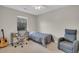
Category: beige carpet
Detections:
[{"x1": 0, "y1": 40, "x2": 63, "y2": 53}]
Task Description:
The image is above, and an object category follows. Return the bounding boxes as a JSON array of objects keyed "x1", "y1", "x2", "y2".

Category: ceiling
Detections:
[{"x1": 3, "y1": 5, "x2": 67, "y2": 15}]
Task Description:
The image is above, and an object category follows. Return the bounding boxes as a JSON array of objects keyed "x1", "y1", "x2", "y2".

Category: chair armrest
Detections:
[
  {"x1": 73, "y1": 40, "x2": 79, "y2": 53},
  {"x1": 58, "y1": 37, "x2": 66, "y2": 42},
  {"x1": 58, "y1": 37, "x2": 66, "y2": 49}
]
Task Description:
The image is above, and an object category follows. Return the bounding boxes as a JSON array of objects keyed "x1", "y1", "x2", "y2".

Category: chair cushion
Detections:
[
  {"x1": 60, "y1": 41, "x2": 73, "y2": 50},
  {"x1": 65, "y1": 34, "x2": 76, "y2": 42},
  {"x1": 59, "y1": 45, "x2": 73, "y2": 53}
]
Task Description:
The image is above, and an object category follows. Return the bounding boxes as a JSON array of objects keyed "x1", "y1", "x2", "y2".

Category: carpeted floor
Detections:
[{"x1": 0, "y1": 40, "x2": 63, "y2": 53}]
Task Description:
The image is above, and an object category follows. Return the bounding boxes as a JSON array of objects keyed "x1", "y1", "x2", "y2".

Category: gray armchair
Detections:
[{"x1": 58, "y1": 29, "x2": 79, "y2": 53}]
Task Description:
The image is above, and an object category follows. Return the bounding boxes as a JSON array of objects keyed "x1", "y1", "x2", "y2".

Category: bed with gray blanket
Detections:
[{"x1": 29, "y1": 32, "x2": 54, "y2": 47}]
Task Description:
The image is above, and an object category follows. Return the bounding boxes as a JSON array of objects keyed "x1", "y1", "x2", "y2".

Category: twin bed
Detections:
[{"x1": 29, "y1": 32, "x2": 54, "y2": 47}]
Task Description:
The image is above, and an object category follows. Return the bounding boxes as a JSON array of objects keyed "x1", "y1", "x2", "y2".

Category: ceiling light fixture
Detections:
[{"x1": 32, "y1": 5, "x2": 46, "y2": 10}]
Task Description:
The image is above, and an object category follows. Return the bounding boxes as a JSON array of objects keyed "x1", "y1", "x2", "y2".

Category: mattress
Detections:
[{"x1": 29, "y1": 32, "x2": 54, "y2": 47}]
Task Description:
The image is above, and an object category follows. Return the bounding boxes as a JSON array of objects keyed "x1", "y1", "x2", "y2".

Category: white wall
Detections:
[
  {"x1": 1, "y1": 5, "x2": 79, "y2": 43},
  {"x1": 37, "y1": 6, "x2": 79, "y2": 42},
  {"x1": 0, "y1": 6, "x2": 37, "y2": 43}
]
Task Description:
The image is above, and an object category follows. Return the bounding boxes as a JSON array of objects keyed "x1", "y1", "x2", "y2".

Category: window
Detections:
[{"x1": 17, "y1": 16, "x2": 27, "y2": 31}]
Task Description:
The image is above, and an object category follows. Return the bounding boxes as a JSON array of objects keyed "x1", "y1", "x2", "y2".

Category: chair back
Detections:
[{"x1": 64, "y1": 29, "x2": 77, "y2": 42}]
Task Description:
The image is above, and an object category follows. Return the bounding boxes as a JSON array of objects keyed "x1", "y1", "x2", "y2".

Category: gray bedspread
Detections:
[{"x1": 29, "y1": 32, "x2": 54, "y2": 47}]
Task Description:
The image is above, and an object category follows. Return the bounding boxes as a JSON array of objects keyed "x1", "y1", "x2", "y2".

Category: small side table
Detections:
[{"x1": 11, "y1": 33, "x2": 17, "y2": 46}]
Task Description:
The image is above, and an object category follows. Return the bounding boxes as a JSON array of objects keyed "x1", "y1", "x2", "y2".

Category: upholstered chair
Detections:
[{"x1": 58, "y1": 29, "x2": 79, "y2": 53}]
